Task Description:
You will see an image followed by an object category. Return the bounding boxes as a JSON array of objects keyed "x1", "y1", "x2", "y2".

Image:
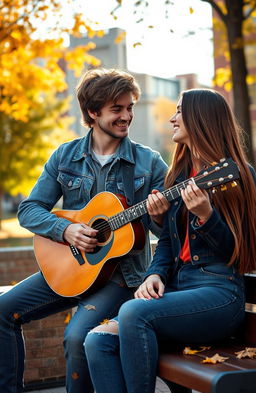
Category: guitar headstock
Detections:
[{"x1": 195, "y1": 158, "x2": 240, "y2": 192}]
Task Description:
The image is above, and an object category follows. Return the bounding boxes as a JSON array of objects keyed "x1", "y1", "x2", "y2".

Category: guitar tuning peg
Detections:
[
  {"x1": 231, "y1": 181, "x2": 237, "y2": 187},
  {"x1": 211, "y1": 187, "x2": 217, "y2": 194},
  {"x1": 220, "y1": 185, "x2": 227, "y2": 192}
]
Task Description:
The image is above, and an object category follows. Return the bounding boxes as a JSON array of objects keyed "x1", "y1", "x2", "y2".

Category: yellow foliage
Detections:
[
  {"x1": 114, "y1": 31, "x2": 126, "y2": 44},
  {"x1": 215, "y1": 0, "x2": 227, "y2": 15},
  {"x1": 0, "y1": 0, "x2": 101, "y2": 122},
  {"x1": 246, "y1": 75, "x2": 256, "y2": 84}
]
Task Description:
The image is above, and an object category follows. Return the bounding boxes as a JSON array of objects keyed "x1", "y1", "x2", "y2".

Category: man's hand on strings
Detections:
[{"x1": 63, "y1": 223, "x2": 98, "y2": 252}]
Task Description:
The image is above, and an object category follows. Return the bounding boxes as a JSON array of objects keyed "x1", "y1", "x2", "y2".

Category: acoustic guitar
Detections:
[{"x1": 34, "y1": 158, "x2": 240, "y2": 297}]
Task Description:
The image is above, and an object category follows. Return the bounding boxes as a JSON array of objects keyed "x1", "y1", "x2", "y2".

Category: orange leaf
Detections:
[
  {"x1": 100, "y1": 319, "x2": 111, "y2": 325},
  {"x1": 64, "y1": 312, "x2": 71, "y2": 324},
  {"x1": 202, "y1": 354, "x2": 229, "y2": 364},
  {"x1": 183, "y1": 346, "x2": 211, "y2": 355}
]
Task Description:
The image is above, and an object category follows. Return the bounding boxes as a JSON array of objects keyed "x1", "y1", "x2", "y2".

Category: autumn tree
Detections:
[
  {"x1": 0, "y1": 94, "x2": 75, "y2": 226},
  {"x1": 0, "y1": 0, "x2": 102, "y2": 224},
  {"x1": 202, "y1": 0, "x2": 256, "y2": 166},
  {"x1": 113, "y1": 0, "x2": 256, "y2": 166}
]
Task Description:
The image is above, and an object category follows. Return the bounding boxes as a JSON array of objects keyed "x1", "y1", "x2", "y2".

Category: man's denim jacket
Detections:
[{"x1": 18, "y1": 130, "x2": 168, "y2": 288}]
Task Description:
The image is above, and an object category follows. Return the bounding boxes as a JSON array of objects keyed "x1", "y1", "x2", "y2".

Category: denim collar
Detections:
[{"x1": 71, "y1": 128, "x2": 135, "y2": 164}]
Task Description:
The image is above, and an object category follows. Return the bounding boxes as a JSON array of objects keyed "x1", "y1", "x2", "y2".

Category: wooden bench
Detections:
[{"x1": 158, "y1": 273, "x2": 256, "y2": 393}]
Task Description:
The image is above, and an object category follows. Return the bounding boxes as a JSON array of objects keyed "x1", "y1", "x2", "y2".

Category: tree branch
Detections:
[
  {"x1": 200, "y1": 0, "x2": 227, "y2": 24},
  {"x1": 0, "y1": 0, "x2": 45, "y2": 44},
  {"x1": 244, "y1": 1, "x2": 256, "y2": 19}
]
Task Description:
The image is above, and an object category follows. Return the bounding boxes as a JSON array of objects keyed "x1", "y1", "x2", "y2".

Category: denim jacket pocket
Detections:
[
  {"x1": 117, "y1": 176, "x2": 145, "y2": 194},
  {"x1": 57, "y1": 172, "x2": 83, "y2": 190}
]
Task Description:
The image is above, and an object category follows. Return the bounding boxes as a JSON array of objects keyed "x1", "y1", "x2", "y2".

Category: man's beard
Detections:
[{"x1": 98, "y1": 120, "x2": 129, "y2": 139}]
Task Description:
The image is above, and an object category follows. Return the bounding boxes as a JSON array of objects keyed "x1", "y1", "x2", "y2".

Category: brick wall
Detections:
[
  {"x1": 0, "y1": 242, "x2": 157, "y2": 390},
  {"x1": 0, "y1": 247, "x2": 70, "y2": 389}
]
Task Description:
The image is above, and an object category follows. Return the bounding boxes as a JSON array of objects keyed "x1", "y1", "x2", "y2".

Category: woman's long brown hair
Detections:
[{"x1": 165, "y1": 89, "x2": 256, "y2": 274}]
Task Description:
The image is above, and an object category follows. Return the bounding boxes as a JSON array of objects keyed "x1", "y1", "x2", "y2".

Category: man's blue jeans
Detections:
[
  {"x1": 0, "y1": 271, "x2": 134, "y2": 393},
  {"x1": 85, "y1": 262, "x2": 245, "y2": 393}
]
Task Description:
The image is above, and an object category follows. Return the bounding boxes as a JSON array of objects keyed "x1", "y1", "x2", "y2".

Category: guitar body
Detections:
[{"x1": 34, "y1": 192, "x2": 145, "y2": 297}]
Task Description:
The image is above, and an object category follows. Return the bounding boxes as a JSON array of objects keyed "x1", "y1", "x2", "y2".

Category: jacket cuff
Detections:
[
  {"x1": 52, "y1": 218, "x2": 73, "y2": 242},
  {"x1": 191, "y1": 208, "x2": 220, "y2": 233}
]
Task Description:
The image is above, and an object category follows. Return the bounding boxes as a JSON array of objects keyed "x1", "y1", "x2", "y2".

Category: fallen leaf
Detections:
[
  {"x1": 202, "y1": 354, "x2": 229, "y2": 364},
  {"x1": 235, "y1": 347, "x2": 256, "y2": 359},
  {"x1": 84, "y1": 304, "x2": 96, "y2": 311},
  {"x1": 183, "y1": 346, "x2": 211, "y2": 355},
  {"x1": 100, "y1": 319, "x2": 110, "y2": 325},
  {"x1": 64, "y1": 313, "x2": 71, "y2": 324}
]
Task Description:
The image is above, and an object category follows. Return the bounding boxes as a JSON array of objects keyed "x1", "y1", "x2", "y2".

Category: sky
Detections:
[{"x1": 77, "y1": 0, "x2": 214, "y2": 85}]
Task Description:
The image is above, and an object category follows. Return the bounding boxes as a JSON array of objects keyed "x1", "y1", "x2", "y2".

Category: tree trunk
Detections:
[
  {"x1": 225, "y1": 0, "x2": 255, "y2": 166},
  {"x1": 0, "y1": 189, "x2": 3, "y2": 231}
]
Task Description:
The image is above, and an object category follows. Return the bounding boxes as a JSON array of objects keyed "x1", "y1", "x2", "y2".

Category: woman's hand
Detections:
[
  {"x1": 134, "y1": 274, "x2": 165, "y2": 300},
  {"x1": 181, "y1": 181, "x2": 213, "y2": 222},
  {"x1": 146, "y1": 189, "x2": 170, "y2": 226},
  {"x1": 63, "y1": 223, "x2": 98, "y2": 252}
]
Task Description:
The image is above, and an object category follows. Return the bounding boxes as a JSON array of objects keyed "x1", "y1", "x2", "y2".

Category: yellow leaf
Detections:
[
  {"x1": 202, "y1": 354, "x2": 229, "y2": 364},
  {"x1": 246, "y1": 75, "x2": 256, "y2": 85},
  {"x1": 235, "y1": 347, "x2": 256, "y2": 359},
  {"x1": 189, "y1": 7, "x2": 194, "y2": 14},
  {"x1": 100, "y1": 319, "x2": 111, "y2": 325},
  {"x1": 114, "y1": 31, "x2": 126, "y2": 44},
  {"x1": 183, "y1": 346, "x2": 211, "y2": 355},
  {"x1": 133, "y1": 42, "x2": 142, "y2": 48}
]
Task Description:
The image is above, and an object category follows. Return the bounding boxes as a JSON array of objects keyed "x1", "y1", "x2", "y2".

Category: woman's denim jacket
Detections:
[
  {"x1": 18, "y1": 130, "x2": 168, "y2": 288},
  {"x1": 146, "y1": 172, "x2": 237, "y2": 284}
]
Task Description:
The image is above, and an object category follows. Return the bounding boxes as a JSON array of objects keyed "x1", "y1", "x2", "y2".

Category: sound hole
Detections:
[{"x1": 91, "y1": 218, "x2": 111, "y2": 244}]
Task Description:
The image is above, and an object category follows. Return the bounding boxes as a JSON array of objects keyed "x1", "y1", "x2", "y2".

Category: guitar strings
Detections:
[{"x1": 90, "y1": 169, "x2": 230, "y2": 236}]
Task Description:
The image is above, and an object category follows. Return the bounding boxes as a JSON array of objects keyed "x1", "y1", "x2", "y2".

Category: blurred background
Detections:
[{"x1": 1, "y1": 0, "x2": 256, "y2": 247}]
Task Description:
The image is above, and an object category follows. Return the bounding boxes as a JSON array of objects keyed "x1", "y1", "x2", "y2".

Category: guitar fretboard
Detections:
[
  {"x1": 108, "y1": 158, "x2": 238, "y2": 231},
  {"x1": 109, "y1": 178, "x2": 193, "y2": 230}
]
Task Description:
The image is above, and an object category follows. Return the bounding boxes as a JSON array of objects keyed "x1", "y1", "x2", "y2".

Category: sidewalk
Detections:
[{"x1": 29, "y1": 377, "x2": 172, "y2": 393}]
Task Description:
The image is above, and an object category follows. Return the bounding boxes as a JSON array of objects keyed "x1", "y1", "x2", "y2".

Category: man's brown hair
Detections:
[{"x1": 76, "y1": 68, "x2": 141, "y2": 127}]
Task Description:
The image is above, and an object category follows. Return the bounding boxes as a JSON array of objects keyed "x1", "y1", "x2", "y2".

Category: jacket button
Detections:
[
  {"x1": 174, "y1": 201, "x2": 178, "y2": 205},
  {"x1": 173, "y1": 233, "x2": 177, "y2": 238},
  {"x1": 175, "y1": 257, "x2": 178, "y2": 262},
  {"x1": 191, "y1": 234, "x2": 196, "y2": 240},
  {"x1": 193, "y1": 255, "x2": 199, "y2": 261},
  {"x1": 68, "y1": 180, "x2": 73, "y2": 187}
]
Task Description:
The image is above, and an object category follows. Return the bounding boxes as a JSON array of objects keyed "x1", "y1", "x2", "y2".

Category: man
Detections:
[{"x1": 0, "y1": 68, "x2": 169, "y2": 393}]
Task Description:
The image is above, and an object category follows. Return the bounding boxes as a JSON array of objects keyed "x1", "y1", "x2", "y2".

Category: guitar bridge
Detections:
[{"x1": 69, "y1": 245, "x2": 85, "y2": 265}]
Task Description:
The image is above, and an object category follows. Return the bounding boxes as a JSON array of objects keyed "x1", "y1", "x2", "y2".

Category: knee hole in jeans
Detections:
[{"x1": 88, "y1": 320, "x2": 119, "y2": 336}]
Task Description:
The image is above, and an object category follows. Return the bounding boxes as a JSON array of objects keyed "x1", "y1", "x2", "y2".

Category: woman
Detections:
[{"x1": 84, "y1": 89, "x2": 256, "y2": 393}]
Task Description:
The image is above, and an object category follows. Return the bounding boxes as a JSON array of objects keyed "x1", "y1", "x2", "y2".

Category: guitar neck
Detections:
[
  {"x1": 109, "y1": 179, "x2": 191, "y2": 230},
  {"x1": 109, "y1": 157, "x2": 239, "y2": 231}
]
